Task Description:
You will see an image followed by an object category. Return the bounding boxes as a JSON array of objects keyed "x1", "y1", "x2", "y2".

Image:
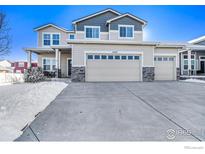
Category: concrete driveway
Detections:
[{"x1": 16, "y1": 81, "x2": 205, "y2": 141}]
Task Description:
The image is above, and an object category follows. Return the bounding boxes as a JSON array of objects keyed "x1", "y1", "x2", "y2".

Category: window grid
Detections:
[
  {"x1": 87, "y1": 54, "x2": 140, "y2": 60},
  {"x1": 43, "y1": 33, "x2": 60, "y2": 46},
  {"x1": 42, "y1": 58, "x2": 56, "y2": 71},
  {"x1": 119, "y1": 25, "x2": 134, "y2": 38},
  {"x1": 85, "y1": 26, "x2": 100, "y2": 39}
]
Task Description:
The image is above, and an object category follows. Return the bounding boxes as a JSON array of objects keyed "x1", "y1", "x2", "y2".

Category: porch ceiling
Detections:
[
  {"x1": 24, "y1": 46, "x2": 72, "y2": 54},
  {"x1": 186, "y1": 45, "x2": 205, "y2": 51}
]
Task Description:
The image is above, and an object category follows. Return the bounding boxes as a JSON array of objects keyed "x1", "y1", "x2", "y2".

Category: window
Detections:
[
  {"x1": 43, "y1": 33, "x2": 60, "y2": 46},
  {"x1": 158, "y1": 57, "x2": 162, "y2": 61},
  {"x1": 43, "y1": 34, "x2": 51, "y2": 46},
  {"x1": 85, "y1": 26, "x2": 100, "y2": 39},
  {"x1": 134, "y1": 56, "x2": 140, "y2": 60},
  {"x1": 191, "y1": 60, "x2": 195, "y2": 70},
  {"x1": 121, "y1": 56, "x2": 127, "y2": 60},
  {"x1": 163, "y1": 57, "x2": 168, "y2": 61},
  {"x1": 87, "y1": 55, "x2": 93, "y2": 59},
  {"x1": 119, "y1": 25, "x2": 134, "y2": 38},
  {"x1": 18, "y1": 62, "x2": 24, "y2": 67},
  {"x1": 183, "y1": 54, "x2": 195, "y2": 70},
  {"x1": 108, "y1": 55, "x2": 113, "y2": 60},
  {"x1": 115, "y1": 55, "x2": 120, "y2": 60},
  {"x1": 184, "y1": 60, "x2": 188, "y2": 70},
  {"x1": 128, "y1": 56, "x2": 133, "y2": 60},
  {"x1": 52, "y1": 34, "x2": 60, "y2": 45},
  {"x1": 169, "y1": 57, "x2": 174, "y2": 61},
  {"x1": 42, "y1": 58, "x2": 56, "y2": 71},
  {"x1": 69, "y1": 34, "x2": 75, "y2": 40},
  {"x1": 94, "y1": 55, "x2": 100, "y2": 59},
  {"x1": 101, "y1": 55, "x2": 107, "y2": 59},
  {"x1": 184, "y1": 55, "x2": 188, "y2": 59}
]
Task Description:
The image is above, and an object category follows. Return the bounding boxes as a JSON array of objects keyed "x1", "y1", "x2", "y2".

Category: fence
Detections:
[{"x1": 0, "y1": 72, "x2": 24, "y2": 84}]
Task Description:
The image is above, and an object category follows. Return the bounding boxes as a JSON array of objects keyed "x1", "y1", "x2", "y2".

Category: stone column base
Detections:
[
  {"x1": 143, "y1": 67, "x2": 155, "y2": 82},
  {"x1": 71, "y1": 67, "x2": 85, "y2": 82}
]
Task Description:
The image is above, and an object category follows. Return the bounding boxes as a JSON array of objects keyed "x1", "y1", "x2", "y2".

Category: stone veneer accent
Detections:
[
  {"x1": 143, "y1": 67, "x2": 155, "y2": 82},
  {"x1": 71, "y1": 67, "x2": 85, "y2": 82},
  {"x1": 176, "y1": 68, "x2": 180, "y2": 80}
]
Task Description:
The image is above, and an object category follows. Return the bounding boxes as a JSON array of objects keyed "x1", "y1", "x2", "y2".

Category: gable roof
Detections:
[
  {"x1": 72, "y1": 8, "x2": 121, "y2": 24},
  {"x1": 188, "y1": 35, "x2": 205, "y2": 44},
  {"x1": 34, "y1": 24, "x2": 73, "y2": 33},
  {"x1": 106, "y1": 13, "x2": 147, "y2": 26}
]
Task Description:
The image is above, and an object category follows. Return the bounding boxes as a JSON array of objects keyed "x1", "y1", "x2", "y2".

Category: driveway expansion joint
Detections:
[
  {"x1": 29, "y1": 126, "x2": 40, "y2": 142},
  {"x1": 121, "y1": 84, "x2": 202, "y2": 141}
]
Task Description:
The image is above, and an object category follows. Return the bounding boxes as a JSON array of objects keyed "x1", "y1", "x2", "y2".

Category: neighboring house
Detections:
[
  {"x1": 11, "y1": 61, "x2": 38, "y2": 73},
  {"x1": 179, "y1": 36, "x2": 205, "y2": 76},
  {"x1": 0, "y1": 60, "x2": 13, "y2": 73},
  {"x1": 24, "y1": 8, "x2": 203, "y2": 82}
]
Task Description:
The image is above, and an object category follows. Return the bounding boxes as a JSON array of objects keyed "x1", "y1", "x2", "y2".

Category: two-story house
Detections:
[{"x1": 25, "y1": 8, "x2": 196, "y2": 82}]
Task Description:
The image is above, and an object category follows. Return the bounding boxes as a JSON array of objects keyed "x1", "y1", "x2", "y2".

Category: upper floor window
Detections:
[
  {"x1": 43, "y1": 33, "x2": 60, "y2": 46},
  {"x1": 52, "y1": 34, "x2": 60, "y2": 45},
  {"x1": 43, "y1": 34, "x2": 51, "y2": 46},
  {"x1": 85, "y1": 26, "x2": 100, "y2": 39},
  {"x1": 119, "y1": 25, "x2": 134, "y2": 39},
  {"x1": 69, "y1": 34, "x2": 75, "y2": 40},
  {"x1": 18, "y1": 62, "x2": 24, "y2": 67}
]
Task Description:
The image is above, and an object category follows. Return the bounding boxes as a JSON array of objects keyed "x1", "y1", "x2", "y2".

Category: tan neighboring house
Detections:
[{"x1": 24, "y1": 8, "x2": 203, "y2": 82}]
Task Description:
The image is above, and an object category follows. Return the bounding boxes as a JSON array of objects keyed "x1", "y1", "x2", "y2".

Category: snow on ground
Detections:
[
  {"x1": 0, "y1": 81, "x2": 67, "y2": 141},
  {"x1": 182, "y1": 79, "x2": 205, "y2": 83}
]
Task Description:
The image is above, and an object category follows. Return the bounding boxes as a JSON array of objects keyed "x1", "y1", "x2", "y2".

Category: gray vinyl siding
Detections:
[
  {"x1": 76, "y1": 11, "x2": 119, "y2": 32},
  {"x1": 110, "y1": 16, "x2": 143, "y2": 31}
]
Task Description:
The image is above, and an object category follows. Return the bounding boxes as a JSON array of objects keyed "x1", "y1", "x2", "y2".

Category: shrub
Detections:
[{"x1": 24, "y1": 67, "x2": 45, "y2": 82}]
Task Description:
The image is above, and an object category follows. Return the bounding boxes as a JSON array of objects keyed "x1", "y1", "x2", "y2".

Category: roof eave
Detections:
[
  {"x1": 34, "y1": 24, "x2": 71, "y2": 33},
  {"x1": 72, "y1": 8, "x2": 121, "y2": 24},
  {"x1": 106, "y1": 13, "x2": 147, "y2": 26}
]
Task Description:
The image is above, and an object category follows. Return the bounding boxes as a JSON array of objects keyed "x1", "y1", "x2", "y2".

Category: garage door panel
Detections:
[
  {"x1": 155, "y1": 56, "x2": 176, "y2": 81},
  {"x1": 86, "y1": 54, "x2": 141, "y2": 82}
]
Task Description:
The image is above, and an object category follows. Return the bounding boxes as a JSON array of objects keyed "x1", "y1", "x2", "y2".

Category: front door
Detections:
[
  {"x1": 67, "y1": 59, "x2": 72, "y2": 76},
  {"x1": 201, "y1": 61, "x2": 205, "y2": 73}
]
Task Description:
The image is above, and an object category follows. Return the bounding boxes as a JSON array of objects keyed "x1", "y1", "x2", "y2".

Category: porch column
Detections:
[
  {"x1": 55, "y1": 48, "x2": 59, "y2": 77},
  {"x1": 27, "y1": 51, "x2": 32, "y2": 68},
  {"x1": 58, "y1": 50, "x2": 61, "y2": 69},
  {"x1": 180, "y1": 52, "x2": 183, "y2": 75},
  {"x1": 188, "y1": 49, "x2": 192, "y2": 76}
]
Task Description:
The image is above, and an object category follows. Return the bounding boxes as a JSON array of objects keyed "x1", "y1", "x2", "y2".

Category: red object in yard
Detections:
[{"x1": 12, "y1": 61, "x2": 38, "y2": 73}]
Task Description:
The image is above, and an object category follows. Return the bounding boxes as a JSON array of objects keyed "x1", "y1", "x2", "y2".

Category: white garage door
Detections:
[
  {"x1": 86, "y1": 54, "x2": 141, "y2": 82},
  {"x1": 154, "y1": 56, "x2": 176, "y2": 80}
]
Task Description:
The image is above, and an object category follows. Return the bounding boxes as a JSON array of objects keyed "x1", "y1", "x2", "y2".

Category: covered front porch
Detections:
[
  {"x1": 179, "y1": 45, "x2": 205, "y2": 79},
  {"x1": 24, "y1": 45, "x2": 72, "y2": 78}
]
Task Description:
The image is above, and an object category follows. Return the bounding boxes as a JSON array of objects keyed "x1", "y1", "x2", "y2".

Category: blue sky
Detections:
[{"x1": 1, "y1": 5, "x2": 205, "y2": 61}]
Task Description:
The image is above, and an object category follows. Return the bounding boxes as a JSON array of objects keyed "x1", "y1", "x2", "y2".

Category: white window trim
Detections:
[
  {"x1": 68, "y1": 34, "x2": 75, "y2": 40},
  {"x1": 182, "y1": 53, "x2": 196, "y2": 71},
  {"x1": 118, "y1": 25, "x2": 134, "y2": 39},
  {"x1": 42, "y1": 32, "x2": 61, "y2": 47},
  {"x1": 199, "y1": 56, "x2": 205, "y2": 61},
  {"x1": 42, "y1": 57, "x2": 56, "y2": 72},
  {"x1": 84, "y1": 26, "x2": 101, "y2": 40}
]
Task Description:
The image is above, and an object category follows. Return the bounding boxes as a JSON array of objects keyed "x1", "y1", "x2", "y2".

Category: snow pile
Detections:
[
  {"x1": 0, "y1": 81, "x2": 67, "y2": 141},
  {"x1": 0, "y1": 82, "x2": 12, "y2": 86},
  {"x1": 182, "y1": 79, "x2": 205, "y2": 83}
]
